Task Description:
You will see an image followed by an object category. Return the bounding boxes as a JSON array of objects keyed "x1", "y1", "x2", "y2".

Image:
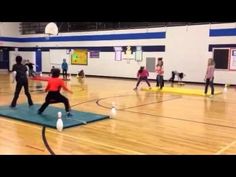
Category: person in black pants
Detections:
[
  {"x1": 169, "y1": 71, "x2": 186, "y2": 87},
  {"x1": 10, "y1": 56, "x2": 33, "y2": 108},
  {"x1": 25, "y1": 60, "x2": 36, "y2": 77},
  {"x1": 38, "y1": 68, "x2": 73, "y2": 116},
  {"x1": 155, "y1": 58, "x2": 164, "y2": 89},
  {"x1": 204, "y1": 58, "x2": 215, "y2": 97},
  {"x1": 61, "y1": 59, "x2": 68, "y2": 80}
]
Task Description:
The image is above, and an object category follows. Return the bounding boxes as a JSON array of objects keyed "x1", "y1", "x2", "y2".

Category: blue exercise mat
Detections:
[{"x1": 0, "y1": 103, "x2": 109, "y2": 129}]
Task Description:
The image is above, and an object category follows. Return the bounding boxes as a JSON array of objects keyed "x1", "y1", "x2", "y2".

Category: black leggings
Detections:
[
  {"x1": 62, "y1": 69, "x2": 67, "y2": 79},
  {"x1": 38, "y1": 91, "x2": 70, "y2": 113},
  {"x1": 169, "y1": 72, "x2": 175, "y2": 83},
  {"x1": 156, "y1": 75, "x2": 164, "y2": 89},
  {"x1": 11, "y1": 80, "x2": 33, "y2": 107},
  {"x1": 29, "y1": 69, "x2": 36, "y2": 77},
  {"x1": 136, "y1": 77, "x2": 151, "y2": 88},
  {"x1": 204, "y1": 78, "x2": 214, "y2": 95}
]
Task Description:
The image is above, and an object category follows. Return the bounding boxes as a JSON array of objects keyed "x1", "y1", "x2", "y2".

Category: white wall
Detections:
[
  {"x1": 42, "y1": 50, "x2": 164, "y2": 78},
  {"x1": 164, "y1": 25, "x2": 210, "y2": 82},
  {"x1": 9, "y1": 51, "x2": 36, "y2": 70},
  {"x1": 3, "y1": 22, "x2": 236, "y2": 84}
]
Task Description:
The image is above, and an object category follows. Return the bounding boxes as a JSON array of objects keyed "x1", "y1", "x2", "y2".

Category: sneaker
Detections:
[
  {"x1": 209, "y1": 95, "x2": 214, "y2": 98},
  {"x1": 67, "y1": 112, "x2": 72, "y2": 117},
  {"x1": 9, "y1": 105, "x2": 16, "y2": 109},
  {"x1": 37, "y1": 111, "x2": 42, "y2": 115}
]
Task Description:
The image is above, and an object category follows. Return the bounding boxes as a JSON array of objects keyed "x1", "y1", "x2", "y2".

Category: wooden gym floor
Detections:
[{"x1": 0, "y1": 72, "x2": 236, "y2": 155}]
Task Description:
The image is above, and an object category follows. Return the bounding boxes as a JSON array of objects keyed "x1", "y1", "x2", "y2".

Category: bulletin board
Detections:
[
  {"x1": 71, "y1": 49, "x2": 88, "y2": 65},
  {"x1": 229, "y1": 48, "x2": 236, "y2": 71}
]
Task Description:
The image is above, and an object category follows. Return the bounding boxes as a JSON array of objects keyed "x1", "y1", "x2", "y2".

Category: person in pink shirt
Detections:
[
  {"x1": 155, "y1": 58, "x2": 164, "y2": 89},
  {"x1": 134, "y1": 66, "x2": 151, "y2": 90},
  {"x1": 204, "y1": 58, "x2": 215, "y2": 97}
]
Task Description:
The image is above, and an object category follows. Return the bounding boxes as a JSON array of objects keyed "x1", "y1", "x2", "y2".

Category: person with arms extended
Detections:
[{"x1": 38, "y1": 68, "x2": 73, "y2": 117}]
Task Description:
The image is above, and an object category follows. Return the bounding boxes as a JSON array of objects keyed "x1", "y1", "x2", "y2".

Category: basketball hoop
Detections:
[
  {"x1": 45, "y1": 22, "x2": 58, "y2": 40},
  {"x1": 45, "y1": 22, "x2": 58, "y2": 35}
]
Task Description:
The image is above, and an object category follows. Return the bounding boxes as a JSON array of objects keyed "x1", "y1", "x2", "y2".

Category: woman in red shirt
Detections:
[{"x1": 38, "y1": 68, "x2": 73, "y2": 116}]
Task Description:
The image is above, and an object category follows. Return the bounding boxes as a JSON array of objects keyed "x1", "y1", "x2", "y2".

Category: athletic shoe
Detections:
[
  {"x1": 67, "y1": 112, "x2": 72, "y2": 117},
  {"x1": 37, "y1": 111, "x2": 42, "y2": 115}
]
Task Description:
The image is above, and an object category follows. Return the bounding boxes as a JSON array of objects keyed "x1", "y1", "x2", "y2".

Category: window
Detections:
[{"x1": 213, "y1": 49, "x2": 229, "y2": 69}]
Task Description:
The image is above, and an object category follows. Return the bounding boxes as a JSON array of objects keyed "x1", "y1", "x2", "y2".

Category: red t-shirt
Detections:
[
  {"x1": 45, "y1": 77, "x2": 69, "y2": 92},
  {"x1": 137, "y1": 69, "x2": 149, "y2": 77}
]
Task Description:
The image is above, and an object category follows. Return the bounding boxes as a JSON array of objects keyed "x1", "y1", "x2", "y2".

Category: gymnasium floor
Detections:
[{"x1": 0, "y1": 72, "x2": 236, "y2": 155}]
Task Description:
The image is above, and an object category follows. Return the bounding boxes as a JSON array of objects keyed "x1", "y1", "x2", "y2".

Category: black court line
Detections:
[
  {"x1": 119, "y1": 96, "x2": 181, "y2": 110},
  {"x1": 95, "y1": 95, "x2": 236, "y2": 130},
  {"x1": 93, "y1": 94, "x2": 138, "y2": 109},
  {"x1": 40, "y1": 93, "x2": 178, "y2": 155},
  {"x1": 40, "y1": 94, "x2": 138, "y2": 154},
  {"x1": 42, "y1": 127, "x2": 55, "y2": 155},
  {"x1": 70, "y1": 98, "x2": 99, "y2": 108},
  {"x1": 96, "y1": 94, "x2": 181, "y2": 110},
  {"x1": 122, "y1": 109, "x2": 236, "y2": 130},
  {"x1": 180, "y1": 96, "x2": 236, "y2": 105},
  {"x1": 40, "y1": 98, "x2": 104, "y2": 155}
]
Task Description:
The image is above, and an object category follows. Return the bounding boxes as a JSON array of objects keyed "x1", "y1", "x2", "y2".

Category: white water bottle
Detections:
[{"x1": 56, "y1": 112, "x2": 63, "y2": 131}]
